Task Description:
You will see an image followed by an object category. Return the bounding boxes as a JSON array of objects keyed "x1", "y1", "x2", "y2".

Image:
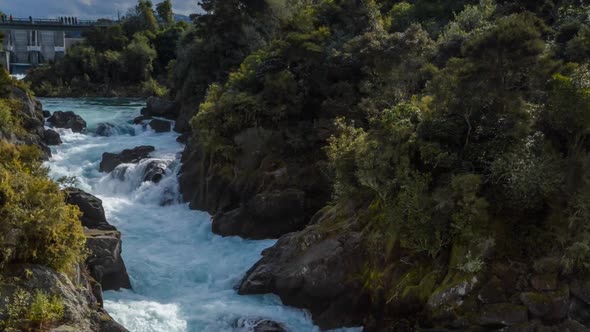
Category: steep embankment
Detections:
[
  {"x1": 0, "y1": 75, "x2": 127, "y2": 331},
  {"x1": 175, "y1": 0, "x2": 590, "y2": 330}
]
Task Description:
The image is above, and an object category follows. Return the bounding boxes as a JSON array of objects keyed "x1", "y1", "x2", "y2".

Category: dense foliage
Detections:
[
  {"x1": 0, "y1": 75, "x2": 85, "y2": 273},
  {"x1": 0, "y1": 70, "x2": 85, "y2": 330},
  {"x1": 177, "y1": 0, "x2": 590, "y2": 319},
  {"x1": 26, "y1": 0, "x2": 187, "y2": 97}
]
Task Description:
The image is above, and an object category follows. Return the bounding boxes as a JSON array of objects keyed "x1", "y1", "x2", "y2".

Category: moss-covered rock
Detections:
[
  {"x1": 520, "y1": 286, "x2": 569, "y2": 321},
  {"x1": 477, "y1": 303, "x2": 528, "y2": 327}
]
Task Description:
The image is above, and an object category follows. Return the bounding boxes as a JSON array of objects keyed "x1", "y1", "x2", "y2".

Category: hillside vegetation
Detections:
[{"x1": 175, "y1": 0, "x2": 590, "y2": 329}]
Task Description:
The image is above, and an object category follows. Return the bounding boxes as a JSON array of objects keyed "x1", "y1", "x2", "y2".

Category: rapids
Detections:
[{"x1": 42, "y1": 98, "x2": 358, "y2": 332}]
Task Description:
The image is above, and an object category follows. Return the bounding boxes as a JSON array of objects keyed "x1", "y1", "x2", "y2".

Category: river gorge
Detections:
[{"x1": 41, "y1": 98, "x2": 355, "y2": 332}]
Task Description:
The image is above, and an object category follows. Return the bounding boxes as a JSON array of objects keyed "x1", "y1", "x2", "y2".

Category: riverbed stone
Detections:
[
  {"x1": 133, "y1": 115, "x2": 152, "y2": 124},
  {"x1": 143, "y1": 160, "x2": 169, "y2": 183},
  {"x1": 143, "y1": 96, "x2": 178, "y2": 120},
  {"x1": 100, "y1": 145, "x2": 155, "y2": 172},
  {"x1": 48, "y1": 111, "x2": 87, "y2": 133},
  {"x1": 149, "y1": 119, "x2": 172, "y2": 133},
  {"x1": 44, "y1": 128, "x2": 62, "y2": 145}
]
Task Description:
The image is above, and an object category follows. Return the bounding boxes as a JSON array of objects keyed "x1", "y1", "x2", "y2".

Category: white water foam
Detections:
[{"x1": 42, "y1": 98, "x2": 360, "y2": 332}]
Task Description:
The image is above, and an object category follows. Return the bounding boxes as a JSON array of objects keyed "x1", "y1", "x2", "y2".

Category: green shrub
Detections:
[
  {"x1": 0, "y1": 289, "x2": 64, "y2": 331},
  {"x1": 28, "y1": 290, "x2": 64, "y2": 330},
  {"x1": 0, "y1": 142, "x2": 86, "y2": 272}
]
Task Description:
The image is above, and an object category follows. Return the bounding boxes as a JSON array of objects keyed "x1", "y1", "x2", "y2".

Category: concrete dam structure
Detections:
[{"x1": 0, "y1": 18, "x2": 115, "y2": 74}]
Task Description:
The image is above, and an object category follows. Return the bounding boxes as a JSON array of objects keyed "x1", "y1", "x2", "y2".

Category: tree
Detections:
[
  {"x1": 84, "y1": 25, "x2": 128, "y2": 52},
  {"x1": 124, "y1": 0, "x2": 159, "y2": 36},
  {"x1": 156, "y1": 0, "x2": 174, "y2": 26},
  {"x1": 123, "y1": 33, "x2": 157, "y2": 82}
]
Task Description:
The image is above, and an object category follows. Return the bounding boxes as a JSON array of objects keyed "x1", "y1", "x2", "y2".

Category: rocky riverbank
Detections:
[{"x1": 0, "y1": 86, "x2": 129, "y2": 332}]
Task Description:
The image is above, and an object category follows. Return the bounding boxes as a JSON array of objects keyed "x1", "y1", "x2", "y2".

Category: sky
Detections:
[{"x1": 0, "y1": 0, "x2": 201, "y2": 20}]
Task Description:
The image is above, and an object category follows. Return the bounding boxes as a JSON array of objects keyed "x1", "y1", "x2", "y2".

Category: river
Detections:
[{"x1": 41, "y1": 98, "x2": 353, "y2": 332}]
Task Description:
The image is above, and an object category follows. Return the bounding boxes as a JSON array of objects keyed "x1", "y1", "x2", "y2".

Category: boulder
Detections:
[
  {"x1": 427, "y1": 272, "x2": 480, "y2": 318},
  {"x1": 48, "y1": 111, "x2": 87, "y2": 133},
  {"x1": 95, "y1": 123, "x2": 116, "y2": 137},
  {"x1": 143, "y1": 96, "x2": 178, "y2": 120},
  {"x1": 100, "y1": 146, "x2": 155, "y2": 173},
  {"x1": 64, "y1": 188, "x2": 116, "y2": 231},
  {"x1": 43, "y1": 110, "x2": 51, "y2": 118},
  {"x1": 44, "y1": 128, "x2": 62, "y2": 146},
  {"x1": 143, "y1": 160, "x2": 169, "y2": 183},
  {"x1": 239, "y1": 224, "x2": 366, "y2": 329},
  {"x1": 519, "y1": 286, "x2": 569, "y2": 321},
  {"x1": 149, "y1": 119, "x2": 172, "y2": 133},
  {"x1": 132, "y1": 115, "x2": 152, "y2": 124},
  {"x1": 571, "y1": 279, "x2": 590, "y2": 304},
  {"x1": 176, "y1": 132, "x2": 190, "y2": 144},
  {"x1": 477, "y1": 303, "x2": 528, "y2": 327},
  {"x1": 212, "y1": 189, "x2": 308, "y2": 239},
  {"x1": 85, "y1": 229, "x2": 132, "y2": 291},
  {"x1": 569, "y1": 297, "x2": 590, "y2": 325}
]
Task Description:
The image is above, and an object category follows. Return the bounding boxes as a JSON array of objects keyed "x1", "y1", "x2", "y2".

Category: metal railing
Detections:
[{"x1": 0, "y1": 18, "x2": 117, "y2": 27}]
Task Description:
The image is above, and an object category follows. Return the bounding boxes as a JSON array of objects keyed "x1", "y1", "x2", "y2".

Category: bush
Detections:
[
  {"x1": 0, "y1": 142, "x2": 86, "y2": 272},
  {"x1": 0, "y1": 289, "x2": 64, "y2": 331},
  {"x1": 28, "y1": 290, "x2": 64, "y2": 330}
]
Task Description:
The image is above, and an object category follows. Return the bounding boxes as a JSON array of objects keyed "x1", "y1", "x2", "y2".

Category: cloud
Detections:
[{"x1": 1, "y1": 0, "x2": 201, "y2": 20}]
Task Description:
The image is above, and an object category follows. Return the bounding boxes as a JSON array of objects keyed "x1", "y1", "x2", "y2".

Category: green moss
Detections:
[{"x1": 399, "y1": 270, "x2": 441, "y2": 304}]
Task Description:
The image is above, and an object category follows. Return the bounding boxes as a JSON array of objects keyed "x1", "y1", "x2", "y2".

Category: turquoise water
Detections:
[{"x1": 41, "y1": 98, "x2": 357, "y2": 332}]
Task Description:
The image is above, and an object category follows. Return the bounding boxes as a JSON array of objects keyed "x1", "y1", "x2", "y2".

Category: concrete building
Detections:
[
  {"x1": 0, "y1": 18, "x2": 115, "y2": 74},
  {"x1": 1, "y1": 29, "x2": 66, "y2": 74}
]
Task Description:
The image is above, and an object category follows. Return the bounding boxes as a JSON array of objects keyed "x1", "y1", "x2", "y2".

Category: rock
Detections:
[
  {"x1": 149, "y1": 119, "x2": 172, "y2": 133},
  {"x1": 0, "y1": 264, "x2": 125, "y2": 331},
  {"x1": 212, "y1": 189, "x2": 308, "y2": 239},
  {"x1": 177, "y1": 132, "x2": 190, "y2": 144},
  {"x1": 234, "y1": 318, "x2": 287, "y2": 332},
  {"x1": 64, "y1": 188, "x2": 116, "y2": 231},
  {"x1": 478, "y1": 303, "x2": 528, "y2": 327},
  {"x1": 96, "y1": 123, "x2": 116, "y2": 137},
  {"x1": 239, "y1": 222, "x2": 366, "y2": 329},
  {"x1": 569, "y1": 296, "x2": 590, "y2": 325},
  {"x1": 571, "y1": 279, "x2": 590, "y2": 304},
  {"x1": 478, "y1": 276, "x2": 507, "y2": 304},
  {"x1": 143, "y1": 160, "x2": 169, "y2": 183},
  {"x1": 43, "y1": 110, "x2": 51, "y2": 118},
  {"x1": 63, "y1": 189, "x2": 131, "y2": 292},
  {"x1": 85, "y1": 229, "x2": 132, "y2": 291},
  {"x1": 97, "y1": 310, "x2": 129, "y2": 332},
  {"x1": 44, "y1": 128, "x2": 62, "y2": 145},
  {"x1": 427, "y1": 272, "x2": 479, "y2": 318},
  {"x1": 100, "y1": 146, "x2": 155, "y2": 172},
  {"x1": 9, "y1": 86, "x2": 43, "y2": 123},
  {"x1": 179, "y1": 126, "x2": 332, "y2": 239},
  {"x1": 519, "y1": 286, "x2": 569, "y2": 321},
  {"x1": 48, "y1": 111, "x2": 87, "y2": 133},
  {"x1": 133, "y1": 115, "x2": 152, "y2": 124},
  {"x1": 531, "y1": 274, "x2": 558, "y2": 291},
  {"x1": 143, "y1": 96, "x2": 178, "y2": 120}
]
